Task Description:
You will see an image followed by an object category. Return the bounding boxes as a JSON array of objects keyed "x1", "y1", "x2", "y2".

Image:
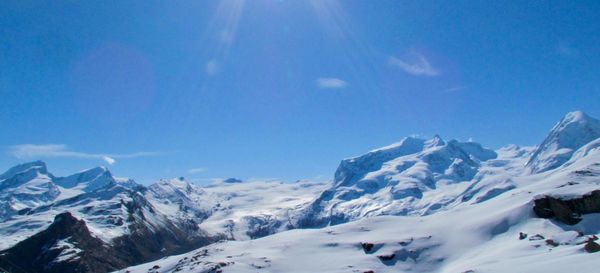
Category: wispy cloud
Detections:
[
  {"x1": 8, "y1": 144, "x2": 159, "y2": 165},
  {"x1": 389, "y1": 51, "x2": 439, "y2": 76},
  {"x1": 188, "y1": 167, "x2": 207, "y2": 174},
  {"x1": 101, "y1": 156, "x2": 116, "y2": 165},
  {"x1": 316, "y1": 77, "x2": 347, "y2": 89}
]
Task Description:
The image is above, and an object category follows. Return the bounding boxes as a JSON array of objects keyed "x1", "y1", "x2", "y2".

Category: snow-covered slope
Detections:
[
  {"x1": 297, "y1": 136, "x2": 524, "y2": 227},
  {"x1": 116, "y1": 140, "x2": 600, "y2": 273},
  {"x1": 198, "y1": 179, "x2": 329, "y2": 239},
  {"x1": 527, "y1": 110, "x2": 600, "y2": 173},
  {"x1": 146, "y1": 178, "x2": 330, "y2": 240},
  {"x1": 0, "y1": 161, "x2": 59, "y2": 219},
  {"x1": 55, "y1": 166, "x2": 124, "y2": 192},
  {"x1": 296, "y1": 111, "x2": 600, "y2": 228}
]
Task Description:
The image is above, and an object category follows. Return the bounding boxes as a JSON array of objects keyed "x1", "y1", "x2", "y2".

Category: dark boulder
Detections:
[
  {"x1": 361, "y1": 242, "x2": 375, "y2": 253},
  {"x1": 545, "y1": 239, "x2": 559, "y2": 247},
  {"x1": 584, "y1": 239, "x2": 600, "y2": 253},
  {"x1": 519, "y1": 232, "x2": 528, "y2": 240},
  {"x1": 377, "y1": 253, "x2": 396, "y2": 261},
  {"x1": 533, "y1": 190, "x2": 600, "y2": 225},
  {"x1": 529, "y1": 234, "x2": 545, "y2": 241}
]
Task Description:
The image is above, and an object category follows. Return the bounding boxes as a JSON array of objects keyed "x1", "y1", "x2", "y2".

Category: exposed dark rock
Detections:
[
  {"x1": 529, "y1": 234, "x2": 545, "y2": 241},
  {"x1": 533, "y1": 190, "x2": 600, "y2": 225},
  {"x1": 110, "y1": 191, "x2": 224, "y2": 267},
  {"x1": 519, "y1": 232, "x2": 528, "y2": 240},
  {"x1": 361, "y1": 242, "x2": 375, "y2": 253},
  {"x1": 584, "y1": 240, "x2": 600, "y2": 253},
  {"x1": 545, "y1": 239, "x2": 559, "y2": 247},
  {"x1": 377, "y1": 253, "x2": 395, "y2": 261},
  {"x1": 0, "y1": 212, "x2": 127, "y2": 273},
  {"x1": 399, "y1": 238, "x2": 414, "y2": 246}
]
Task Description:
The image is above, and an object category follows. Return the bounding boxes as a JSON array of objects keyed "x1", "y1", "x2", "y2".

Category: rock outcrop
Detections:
[
  {"x1": 533, "y1": 190, "x2": 600, "y2": 225},
  {"x1": 0, "y1": 212, "x2": 126, "y2": 273}
]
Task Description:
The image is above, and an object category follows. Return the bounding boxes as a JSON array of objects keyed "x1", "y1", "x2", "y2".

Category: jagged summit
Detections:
[
  {"x1": 527, "y1": 110, "x2": 600, "y2": 173},
  {"x1": 334, "y1": 135, "x2": 496, "y2": 188},
  {"x1": 301, "y1": 136, "x2": 500, "y2": 226}
]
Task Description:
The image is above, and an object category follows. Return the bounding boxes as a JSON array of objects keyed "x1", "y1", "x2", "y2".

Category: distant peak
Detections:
[
  {"x1": 15, "y1": 160, "x2": 46, "y2": 169},
  {"x1": 425, "y1": 134, "x2": 445, "y2": 148},
  {"x1": 559, "y1": 110, "x2": 594, "y2": 126},
  {"x1": 499, "y1": 144, "x2": 521, "y2": 151},
  {"x1": 223, "y1": 178, "x2": 243, "y2": 183},
  {"x1": 77, "y1": 166, "x2": 111, "y2": 177},
  {"x1": 550, "y1": 110, "x2": 599, "y2": 135},
  {"x1": 0, "y1": 160, "x2": 48, "y2": 180},
  {"x1": 54, "y1": 165, "x2": 115, "y2": 191}
]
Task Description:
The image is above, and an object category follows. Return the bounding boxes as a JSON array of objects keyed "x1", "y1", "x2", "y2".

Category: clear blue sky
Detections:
[{"x1": 1, "y1": 1, "x2": 600, "y2": 183}]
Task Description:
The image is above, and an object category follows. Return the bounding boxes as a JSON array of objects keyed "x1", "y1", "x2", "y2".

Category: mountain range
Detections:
[{"x1": 1, "y1": 110, "x2": 599, "y2": 273}]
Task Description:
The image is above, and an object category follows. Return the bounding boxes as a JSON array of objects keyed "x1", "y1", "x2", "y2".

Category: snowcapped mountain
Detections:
[
  {"x1": 527, "y1": 110, "x2": 600, "y2": 173},
  {"x1": 0, "y1": 161, "x2": 59, "y2": 219},
  {"x1": 116, "y1": 111, "x2": 600, "y2": 273},
  {"x1": 296, "y1": 135, "x2": 529, "y2": 227},
  {"x1": 3, "y1": 110, "x2": 600, "y2": 273},
  {"x1": 0, "y1": 166, "x2": 327, "y2": 273},
  {"x1": 55, "y1": 166, "x2": 125, "y2": 192},
  {"x1": 0, "y1": 165, "x2": 220, "y2": 273}
]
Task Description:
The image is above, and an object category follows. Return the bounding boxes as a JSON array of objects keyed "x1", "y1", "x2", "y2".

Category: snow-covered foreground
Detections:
[
  {"x1": 117, "y1": 111, "x2": 600, "y2": 273},
  {"x1": 116, "y1": 209, "x2": 600, "y2": 273}
]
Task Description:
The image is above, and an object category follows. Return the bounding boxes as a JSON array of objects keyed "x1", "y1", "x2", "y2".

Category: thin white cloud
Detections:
[
  {"x1": 8, "y1": 144, "x2": 159, "y2": 165},
  {"x1": 101, "y1": 156, "x2": 116, "y2": 165},
  {"x1": 389, "y1": 51, "x2": 439, "y2": 76},
  {"x1": 188, "y1": 167, "x2": 207, "y2": 174},
  {"x1": 316, "y1": 77, "x2": 347, "y2": 89}
]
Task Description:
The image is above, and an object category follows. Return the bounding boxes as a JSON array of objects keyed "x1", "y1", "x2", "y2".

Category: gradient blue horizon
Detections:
[{"x1": 1, "y1": 1, "x2": 600, "y2": 184}]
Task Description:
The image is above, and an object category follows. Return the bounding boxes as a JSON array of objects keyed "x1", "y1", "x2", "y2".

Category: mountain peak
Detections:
[
  {"x1": 527, "y1": 111, "x2": 600, "y2": 173},
  {"x1": 425, "y1": 134, "x2": 445, "y2": 148},
  {"x1": 0, "y1": 160, "x2": 48, "y2": 181},
  {"x1": 54, "y1": 166, "x2": 115, "y2": 191},
  {"x1": 555, "y1": 111, "x2": 597, "y2": 130},
  {"x1": 562, "y1": 110, "x2": 589, "y2": 123},
  {"x1": 223, "y1": 178, "x2": 243, "y2": 183}
]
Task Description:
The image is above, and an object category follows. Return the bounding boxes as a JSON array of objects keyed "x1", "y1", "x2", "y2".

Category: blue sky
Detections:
[{"x1": 1, "y1": 1, "x2": 600, "y2": 183}]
